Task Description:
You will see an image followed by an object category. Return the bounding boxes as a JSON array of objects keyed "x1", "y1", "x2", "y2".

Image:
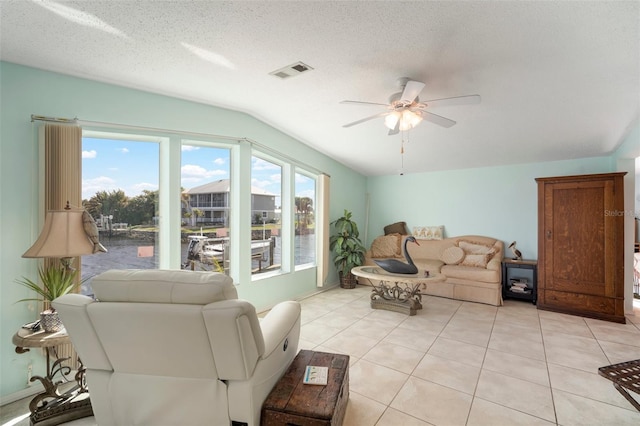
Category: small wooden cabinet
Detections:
[{"x1": 536, "y1": 172, "x2": 626, "y2": 323}]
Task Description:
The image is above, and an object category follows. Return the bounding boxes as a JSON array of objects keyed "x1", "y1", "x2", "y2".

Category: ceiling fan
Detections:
[{"x1": 341, "y1": 77, "x2": 481, "y2": 135}]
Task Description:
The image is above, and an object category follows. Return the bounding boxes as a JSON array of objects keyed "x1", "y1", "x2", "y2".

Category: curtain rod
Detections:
[
  {"x1": 31, "y1": 114, "x2": 329, "y2": 176},
  {"x1": 31, "y1": 114, "x2": 78, "y2": 124}
]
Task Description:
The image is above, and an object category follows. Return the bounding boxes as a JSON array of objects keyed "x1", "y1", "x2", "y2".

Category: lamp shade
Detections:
[{"x1": 23, "y1": 208, "x2": 94, "y2": 258}]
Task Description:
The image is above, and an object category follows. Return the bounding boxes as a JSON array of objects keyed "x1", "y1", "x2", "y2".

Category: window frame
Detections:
[{"x1": 81, "y1": 127, "x2": 324, "y2": 286}]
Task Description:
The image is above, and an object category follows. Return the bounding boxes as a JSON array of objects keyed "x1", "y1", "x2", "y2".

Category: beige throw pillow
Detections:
[
  {"x1": 458, "y1": 240, "x2": 496, "y2": 268},
  {"x1": 412, "y1": 225, "x2": 444, "y2": 240},
  {"x1": 458, "y1": 240, "x2": 495, "y2": 255},
  {"x1": 370, "y1": 234, "x2": 401, "y2": 258},
  {"x1": 441, "y1": 246, "x2": 465, "y2": 265}
]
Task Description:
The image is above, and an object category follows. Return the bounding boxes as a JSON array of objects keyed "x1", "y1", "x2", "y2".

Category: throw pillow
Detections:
[
  {"x1": 441, "y1": 246, "x2": 465, "y2": 265},
  {"x1": 458, "y1": 240, "x2": 494, "y2": 255},
  {"x1": 461, "y1": 253, "x2": 491, "y2": 268},
  {"x1": 384, "y1": 221, "x2": 408, "y2": 235},
  {"x1": 370, "y1": 234, "x2": 401, "y2": 257},
  {"x1": 412, "y1": 225, "x2": 444, "y2": 240}
]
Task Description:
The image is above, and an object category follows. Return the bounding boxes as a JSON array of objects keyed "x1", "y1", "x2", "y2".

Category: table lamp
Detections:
[
  {"x1": 19, "y1": 201, "x2": 106, "y2": 331},
  {"x1": 23, "y1": 201, "x2": 103, "y2": 271}
]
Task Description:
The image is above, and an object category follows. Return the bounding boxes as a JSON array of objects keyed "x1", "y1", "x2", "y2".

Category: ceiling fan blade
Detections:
[
  {"x1": 421, "y1": 111, "x2": 456, "y2": 128},
  {"x1": 421, "y1": 94, "x2": 481, "y2": 108},
  {"x1": 342, "y1": 111, "x2": 390, "y2": 128},
  {"x1": 400, "y1": 80, "x2": 425, "y2": 102},
  {"x1": 340, "y1": 100, "x2": 389, "y2": 107}
]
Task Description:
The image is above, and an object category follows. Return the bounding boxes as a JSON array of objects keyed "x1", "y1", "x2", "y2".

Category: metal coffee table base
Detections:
[{"x1": 370, "y1": 281, "x2": 422, "y2": 316}]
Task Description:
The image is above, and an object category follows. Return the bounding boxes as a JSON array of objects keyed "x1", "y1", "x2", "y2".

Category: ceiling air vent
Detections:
[{"x1": 269, "y1": 61, "x2": 314, "y2": 79}]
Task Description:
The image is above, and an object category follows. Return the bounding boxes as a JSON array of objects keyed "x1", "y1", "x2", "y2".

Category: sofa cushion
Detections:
[
  {"x1": 441, "y1": 264, "x2": 500, "y2": 283},
  {"x1": 384, "y1": 221, "x2": 408, "y2": 235},
  {"x1": 441, "y1": 246, "x2": 465, "y2": 265},
  {"x1": 461, "y1": 253, "x2": 491, "y2": 268},
  {"x1": 414, "y1": 259, "x2": 445, "y2": 274},
  {"x1": 412, "y1": 225, "x2": 444, "y2": 240},
  {"x1": 370, "y1": 234, "x2": 401, "y2": 258}
]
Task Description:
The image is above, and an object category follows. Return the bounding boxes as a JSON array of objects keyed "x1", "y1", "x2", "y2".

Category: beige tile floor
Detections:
[{"x1": 2, "y1": 285, "x2": 640, "y2": 426}]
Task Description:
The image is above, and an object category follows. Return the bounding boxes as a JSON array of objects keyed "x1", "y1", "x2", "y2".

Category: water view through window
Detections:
[
  {"x1": 295, "y1": 172, "x2": 316, "y2": 267},
  {"x1": 80, "y1": 137, "x2": 160, "y2": 295},
  {"x1": 81, "y1": 133, "x2": 320, "y2": 294}
]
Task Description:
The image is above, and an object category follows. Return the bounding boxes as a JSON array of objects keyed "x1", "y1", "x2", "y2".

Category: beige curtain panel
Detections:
[
  {"x1": 40, "y1": 123, "x2": 83, "y2": 368},
  {"x1": 316, "y1": 173, "x2": 330, "y2": 287}
]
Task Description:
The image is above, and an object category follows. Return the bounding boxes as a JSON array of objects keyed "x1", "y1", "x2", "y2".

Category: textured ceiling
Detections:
[{"x1": 1, "y1": 0, "x2": 638, "y2": 176}]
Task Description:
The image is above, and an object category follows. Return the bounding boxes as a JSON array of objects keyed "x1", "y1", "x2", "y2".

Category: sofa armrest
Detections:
[
  {"x1": 487, "y1": 256, "x2": 502, "y2": 271},
  {"x1": 487, "y1": 240, "x2": 504, "y2": 271},
  {"x1": 260, "y1": 300, "x2": 301, "y2": 358}
]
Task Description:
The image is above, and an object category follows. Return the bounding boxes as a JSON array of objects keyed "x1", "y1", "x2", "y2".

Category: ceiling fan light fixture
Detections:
[
  {"x1": 385, "y1": 110, "x2": 422, "y2": 131},
  {"x1": 403, "y1": 110, "x2": 423, "y2": 129},
  {"x1": 384, "y1": 112, "x2": 400, "y2": 130}
]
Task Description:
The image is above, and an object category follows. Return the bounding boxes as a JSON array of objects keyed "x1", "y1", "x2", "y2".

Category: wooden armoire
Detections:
[{"x1": 536, "y1": 172, "x2": 626, "y2": 323}]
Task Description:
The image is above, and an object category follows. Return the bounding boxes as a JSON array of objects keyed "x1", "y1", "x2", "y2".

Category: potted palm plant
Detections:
[
  {"x1": 330, "y1": 209, "x2": 366, "y2": 289},
  {"x1": 16, "y1": 265, "x2": 79, "y2": 332}
]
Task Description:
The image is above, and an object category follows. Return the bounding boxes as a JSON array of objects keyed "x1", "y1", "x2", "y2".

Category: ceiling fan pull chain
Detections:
[{"x1": 400, "y1": 136, "x2": 405, "y2": 175}]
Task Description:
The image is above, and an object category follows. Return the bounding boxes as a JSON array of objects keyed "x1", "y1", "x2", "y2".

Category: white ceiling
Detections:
[{"x1": 1, "y1": 1, "x2": 638, "y2": 176}]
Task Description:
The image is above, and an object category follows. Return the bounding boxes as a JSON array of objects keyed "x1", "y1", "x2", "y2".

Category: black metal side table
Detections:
[{"x1": 502, "y1": 258, "x2": 537, "y2": 304}]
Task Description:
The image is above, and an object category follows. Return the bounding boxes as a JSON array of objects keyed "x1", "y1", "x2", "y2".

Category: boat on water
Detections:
[{"x1": 183, "y1": 233, "x2": 273, "y2": 270}]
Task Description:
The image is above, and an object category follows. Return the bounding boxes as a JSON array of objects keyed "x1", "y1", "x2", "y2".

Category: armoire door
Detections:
[{"x1": 536, "y1": 172, "x2": 625, "y2": 323}]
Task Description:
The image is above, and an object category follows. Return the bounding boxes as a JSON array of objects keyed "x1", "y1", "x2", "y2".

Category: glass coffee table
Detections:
[{"x1": 351, "y1": 266, "x2": 444, "y2": 316}]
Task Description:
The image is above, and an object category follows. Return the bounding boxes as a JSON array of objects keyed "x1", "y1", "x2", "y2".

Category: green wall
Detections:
[
  {"x1": 0, "y1": 62, "x2": 367, "y2": 400},
  {"x1": 365, "y1": 156, "x2": 612, "y2": 258}
]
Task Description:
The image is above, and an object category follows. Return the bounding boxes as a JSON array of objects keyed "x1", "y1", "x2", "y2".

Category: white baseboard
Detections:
[{"x1": 0, "y1": 386, "x2": 40, "y2": 407}]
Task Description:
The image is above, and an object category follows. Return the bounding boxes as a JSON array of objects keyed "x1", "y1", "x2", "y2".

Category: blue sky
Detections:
[{"x1": 82, "y1": 138, "x2": 315, "y2": 205}]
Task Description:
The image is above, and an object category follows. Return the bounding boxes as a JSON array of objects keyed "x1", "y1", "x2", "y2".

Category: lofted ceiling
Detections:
[{"x1": 1, "y1": 0, "x2": 638, "y2": 176}]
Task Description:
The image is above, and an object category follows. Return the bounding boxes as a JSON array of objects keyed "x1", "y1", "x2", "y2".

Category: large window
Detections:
[
  {"x1": 181, "y1": 143, "x2": 231, "y2": 273},
  {"x1": 81, "y1": 136, "x2": 160, "y2": 296},
  {"x1": 251, "y1": 155, "x2": 282, "y2": 275},
  {"x1": 79, "y1": 128, "x2": 322, "y2": 288},
  {"x1": 295, "y1": 172, "x2": 316, "y2": 267}
]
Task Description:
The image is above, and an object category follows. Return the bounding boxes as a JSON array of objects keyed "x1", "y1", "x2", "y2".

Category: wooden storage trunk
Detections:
[{"x1": 261, "y1": 350, "x2": 349, "y2": 426}]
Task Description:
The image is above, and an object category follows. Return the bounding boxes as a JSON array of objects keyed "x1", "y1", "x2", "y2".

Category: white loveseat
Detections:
[
  {"x1": 52, "y1": 269, "x2": 301, "y2": 426},
  {"x1": 363, "y1": 234, "x2": 504, "y2": 306}
]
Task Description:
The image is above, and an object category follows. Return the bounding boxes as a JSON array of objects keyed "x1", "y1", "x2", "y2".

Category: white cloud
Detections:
[
  {"x1": 182, "y1": 146, "x2": 200, "y2": 152},
  {"x1": 296, "y1": 189, "x2": 315, "y2": 199},
  {"x1": 82, "y1": 176, "x2": 117, "y2": 199},
  {"x1": 119, "y1": 148, "x2": 129, "y2": 154},
  {"x1": 252, "y1": 157, "x2": 279, "y2": 171},
  {"x1": 251, "y1": 178, "x2": 274, "y2": 190},
  {"x1": 295, "y1": 174, "x2": 313, "y2": 184},
  {"x1": 82, "y1": 150, "x2": 97, "y2": 159},
  {"x1": 181, "y1": 164, "x2": 226, "y2": 179},
  {"x1": 213, "y1": 157, "x2": 225, "y2": 165},
  {"x1": 131, "y1": 182, "x2": 158, "y2": 194},
  {"x1": 269, "y1": 173, "x2": 282, "y2": 183}
]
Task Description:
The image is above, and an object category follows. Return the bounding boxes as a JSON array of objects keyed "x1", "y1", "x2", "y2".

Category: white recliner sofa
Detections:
[{"x1": 52, "y1": 269, "x2": 301, "y2": 426}]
